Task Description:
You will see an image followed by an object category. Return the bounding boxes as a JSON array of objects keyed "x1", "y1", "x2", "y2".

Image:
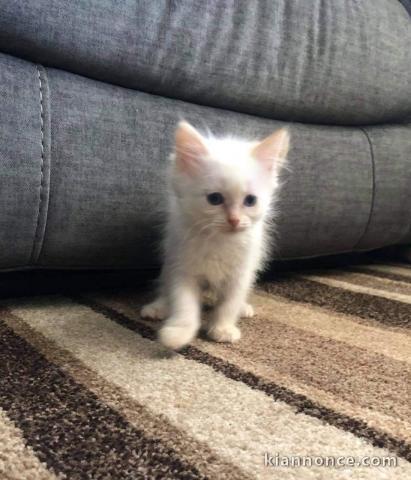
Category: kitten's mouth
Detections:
[{"x1": 223, "y1": 225, "x2": 247, "y2": 234}]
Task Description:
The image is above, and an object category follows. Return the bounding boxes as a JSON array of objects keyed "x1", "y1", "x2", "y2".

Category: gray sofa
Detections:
[{"x1": 0, "y1": 0, "x2": 410, "y2": 272}]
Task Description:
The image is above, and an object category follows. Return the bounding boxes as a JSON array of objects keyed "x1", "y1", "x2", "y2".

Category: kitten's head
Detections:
[{"x1": 170, "y1": 121, "x2": 289, "y2": 235}]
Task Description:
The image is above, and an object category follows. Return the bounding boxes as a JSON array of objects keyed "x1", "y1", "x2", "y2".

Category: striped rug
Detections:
[{"x1": 0, "y1": 261, "x2": 410, "y2": 479}]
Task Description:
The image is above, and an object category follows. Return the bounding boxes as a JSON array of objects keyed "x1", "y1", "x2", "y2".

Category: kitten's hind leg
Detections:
[
  {"x1": 241, "y1": 303, "x2": 254, "y2": 318},
  {"x1": 141, "y1": 297, "x2": 168, "y2": 320}
]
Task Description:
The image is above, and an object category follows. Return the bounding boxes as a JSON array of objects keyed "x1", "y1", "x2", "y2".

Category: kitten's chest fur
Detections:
[
  {"x1": 182, "y1": 226, "x2": 264, "y2": 287},
  {"x1": 192, "y1": 238, "x2": 243, "y2": 285}
]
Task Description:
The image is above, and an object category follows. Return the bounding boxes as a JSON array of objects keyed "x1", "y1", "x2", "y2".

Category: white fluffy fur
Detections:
[{"x1": 141, "y1": 121, "x2": 289, "y2": 349}]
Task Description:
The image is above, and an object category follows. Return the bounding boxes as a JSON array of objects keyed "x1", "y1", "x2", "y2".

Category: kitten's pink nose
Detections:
[{"x1": 227, "y1": 216, "x2": 240, "y2": 228}]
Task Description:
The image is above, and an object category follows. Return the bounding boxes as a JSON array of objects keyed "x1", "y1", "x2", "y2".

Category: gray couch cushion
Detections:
[
  {"x1": 0, "y1": 55, "x2": 46, "y2": 269},
  {"x1": 356, "y1": 125, "x2": 411, "y2": 249},
  {"x1": 0, "y1": 0, "x2": 410, "y2": 126},
  {"x1": 1, "y1": 52, "x2": 410, "y2": 271},
  {"x1": 399, "y1": 0, "x2": 411, "y2": 16}
]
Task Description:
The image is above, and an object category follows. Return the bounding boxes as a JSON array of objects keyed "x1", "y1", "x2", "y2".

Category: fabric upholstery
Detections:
[
  {"x1": 0, "y1": 0, "x2": 410, "y2": 126},
  {"x1": 1, "y1": 52, "x2": 410, "y2": 271},
  {"x1": 356, "y1": 125, "x2": 411, "y2": 249},
  {"x1": 0, "y1": 55, "x2": 44, "y2": 269}
]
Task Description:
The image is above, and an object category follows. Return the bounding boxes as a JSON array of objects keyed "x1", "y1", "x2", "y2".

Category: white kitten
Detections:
[{"x1": 141, "y1": 121, "x2": 289, "y2": 349}]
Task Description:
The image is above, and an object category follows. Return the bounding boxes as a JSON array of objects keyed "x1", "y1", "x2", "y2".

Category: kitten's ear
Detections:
[
  {"x1": 174, "y1": 121, "x2": 208, "y2": 175},
  {"x1": 252, "y1": 128, "x2": 290, "y2": 172}
]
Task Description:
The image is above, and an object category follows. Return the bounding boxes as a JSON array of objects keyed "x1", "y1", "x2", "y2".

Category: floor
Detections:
[{"x1": 0, "y1": 259, "x2": 410, "y2": 479}]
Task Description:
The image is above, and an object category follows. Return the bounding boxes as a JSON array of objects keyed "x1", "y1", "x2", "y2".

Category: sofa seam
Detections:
[
  {"x1": 353, "y1": 127, "x2": 376, "y2": 250},
  {"x1": 30, "y1": 65, "x2": 48, "y2": 264}
]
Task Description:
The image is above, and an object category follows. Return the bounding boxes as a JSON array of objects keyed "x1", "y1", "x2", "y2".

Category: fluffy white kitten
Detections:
[{"x1": 141, "y1": 121, "x2": 289, "y2": 350}]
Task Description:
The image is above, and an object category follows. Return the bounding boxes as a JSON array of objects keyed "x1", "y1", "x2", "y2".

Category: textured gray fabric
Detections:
[
  {"x1": 356, "y1": 125, "x2": 411, "y2": 249},
  {"x1": 399, "y1": 0, "x2": 411, "y2": 16},
  {"x1": 0, "y1": 0, "x2": 410, "y2": 126},
  {"x1": 276, "y1": 124, "x2": 373, "y2": 259},
  {"x1": 1, "y1": 52, "x2": 410, "y2": 271},
  {"x1": 0, "y1": 55, "x2": 43, "y2": 269}
]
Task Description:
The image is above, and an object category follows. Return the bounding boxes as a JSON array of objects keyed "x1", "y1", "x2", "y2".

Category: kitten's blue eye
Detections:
[
  {"x1": 244, "y1": 194, "x2": 257, "y2": 207},
  {"x1": 207, "y1": 192, "x2": 224, "y2": 205}
]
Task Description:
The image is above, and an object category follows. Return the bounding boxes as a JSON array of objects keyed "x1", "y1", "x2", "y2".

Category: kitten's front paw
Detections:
[
  {"x1": 158, "y1": 323, "x2": 196, "y2": 350},
  {"x1": 141, "y1": 299, "x2": 168, "y2": 320},
  {"x1": 241, "y1": 303, "x2": 254, "y2": 318},
  {"x1": 207, "y1": 324, "x2": 241, "y2": 343}
]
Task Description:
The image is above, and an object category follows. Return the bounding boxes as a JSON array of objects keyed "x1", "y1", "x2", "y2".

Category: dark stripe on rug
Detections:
[
  {"x1": 2, "y1": 306, "x2": 250, "y2": 480},
  {"x1": 70, "y1": 294, "x2": 411, "y2": 462},
  {"x1": 262, "y1": 275, "x2": 411, "y2": 329},
  {"x1": 347, "y1": 267, "x2": 411, "y2": 285},
  {"x1": 0, "y1": 314, "x2": 207, "y2": 480}
]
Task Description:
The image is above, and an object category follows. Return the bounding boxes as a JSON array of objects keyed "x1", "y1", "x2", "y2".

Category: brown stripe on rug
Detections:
[
  {"x1": 0, "y1": 408, "x2": 61, "y2": 480},
  {"x1": 299, "y1": 273, "x2": 411, "y2": 305},
  {"x1": 1, "y1": 307, "x2": 251, "y2": 480},
  {"x1": 10, "y1": 294, "x2": 411, "y2": 479},
  {"x1": 302, "y1": 270, "x2": 411, "y2": 298},
  {"x1": 262, "y1": 275, "x2": 411, "y2": 329},
  {"x1": 204, "y1": 302, "x2": 411, "y2": 437},
  {"x1": 93, "y1": 290, "x2": 411, "y2": 443},
  {"x1": 251, "y1": 291, "x2": 411, "y2": 363},
  {"x1": 348, "y1": 266, "x2": 411, "y2": 285},
  {"x1": 0, "y1": 312, "x2": 209, "y2": 480},
  {"x1": 71, "y1": 294, "x2": 411, "y2": 462},
  {"x1": 95, "y1": 289, "x2": 411, "y2": 446},
  {"x1": 357, "y1": 263, "x2": 411, "y2": 278}
]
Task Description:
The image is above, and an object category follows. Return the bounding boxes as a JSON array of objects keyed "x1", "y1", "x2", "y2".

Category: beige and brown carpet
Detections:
[{"x1": 0, "y1": 261, "x2": 410, "y2": 479}]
